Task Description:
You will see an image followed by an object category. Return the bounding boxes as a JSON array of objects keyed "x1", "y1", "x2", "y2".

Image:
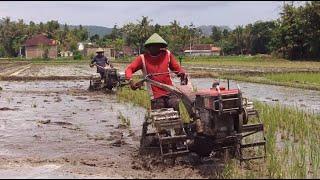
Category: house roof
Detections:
[
  {"x1": 184, "y1": 50, "x2": 212, "y2": 53},
  {"x1": 211, "y1": 47, "x2": 221, "y2": 52},
  {"x1": 184, "y1": 44, "x2": 221, "y2": 52},
  {"x1": 86, "y1": 46, "x2": 114, "y2": 49},
  {"x1": 122, "y1": 46, "x2": 134, "y2": 54},
  {"x1": 24, "y1": 34, "x2": 56, "y2": 47}
]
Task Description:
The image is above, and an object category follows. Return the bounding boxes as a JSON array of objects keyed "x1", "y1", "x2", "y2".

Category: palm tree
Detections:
[{"x1": 137, "y1": 16, "x2": 153, "y2": 53}]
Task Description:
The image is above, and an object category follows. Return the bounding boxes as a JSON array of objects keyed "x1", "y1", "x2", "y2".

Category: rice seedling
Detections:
[
  {"x1": 183, "y1": 55, "x2": 320, "y2": 70},
  {"x1": 265, "y1": 72, "x2": 320, "y2": 86},
  {"x1": 31, "y1": 101, "x2": 37, "y2": 108},
  {"x1": 117, "y1": 86, "x2": 150, "y2": 109},
  {"x1": 118, "y1": 111, "x2": 131, "y2": 128},
  {"x1": 6, "y1": 97, "x2": 13, "y2": 103},
  {"x1": 254, "y1": 101, "x2": 320, "y2": 178}
]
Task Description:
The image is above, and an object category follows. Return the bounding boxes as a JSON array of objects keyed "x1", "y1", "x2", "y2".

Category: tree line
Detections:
[
  {"x1": 0, "y1": 1, "x2": 319, "y2": 60},
  {"x1": 0, "y1": 19, "x2": 89, "y2": 57}
]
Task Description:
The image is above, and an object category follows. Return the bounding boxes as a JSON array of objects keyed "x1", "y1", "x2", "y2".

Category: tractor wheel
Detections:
[
  {"x1": 106, "y1": 85, "x2": 113, "y2": 91},
  {"x1": 235, "y1": 113, "x2": 244, "y2": 133},
  {"x1": 104, "y1": 76, "x2": 114, "y2": 90},
  {"x1": 190, "y1": 135, "x2": 214, "y2": 157},
  {"x1": 88, "y1": 80, "x2": 96, "y2": 91},
  {"x1": 140, "y1": 122, "x2": 159, "y2": 147},
  {"x1": 140, "y1": 121, "x2": 149, "y2": 149}
]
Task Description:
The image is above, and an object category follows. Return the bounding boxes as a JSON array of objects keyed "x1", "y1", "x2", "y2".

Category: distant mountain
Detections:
[
  {"x1": 1, "y1": 18, "x2": 233, "y2": 39},
  {"x1": 70, "y1": 24, "x2": 231, "y2": 38},
  {"x1": 197, "y1": 25, "x2": 232, "y2": 37},
  {"x1": 68, "y1": 25, "x2": 113, "y2": 37}
]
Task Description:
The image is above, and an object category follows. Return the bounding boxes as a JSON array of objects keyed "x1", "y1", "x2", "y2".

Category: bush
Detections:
[{"x1": 73, "y1": 51, "x2": 82, "y2": 60}]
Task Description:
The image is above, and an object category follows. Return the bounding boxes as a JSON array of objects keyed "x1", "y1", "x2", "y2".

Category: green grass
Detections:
[
  {"x1": 220, "y1": 72, "x2": 320, "y2": 91},
  {"x1": 117, "y1": 86, "x2": 151, "y2": 109},
  {"x1": 265, "y1": 72, "x2": 320, "y2": 86},
  {"x1": 225, "y1": 102, "x2": 320, "y2": 179},
  {"x1": 116, "y1": 86, "x2": 191, "y2": 123},
  {"x1": 3, "y1": 54, "x2": 319, "y2": 68},
  {"x1": 182, "y1": 55, "x2": 320, "y2": 69}
]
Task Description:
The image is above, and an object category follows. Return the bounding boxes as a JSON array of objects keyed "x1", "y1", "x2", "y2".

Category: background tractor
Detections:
[{"x1": 89, "y1": 64, "x2": 126, "y2": 91}]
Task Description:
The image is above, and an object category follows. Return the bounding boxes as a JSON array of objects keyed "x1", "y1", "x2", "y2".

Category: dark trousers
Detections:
[
  {"x1": 99, "y1": 71, "x2": 105, "y2": 79},
  {"x1": 150, "y1": 93, "x2": 180, "y2": 112}
]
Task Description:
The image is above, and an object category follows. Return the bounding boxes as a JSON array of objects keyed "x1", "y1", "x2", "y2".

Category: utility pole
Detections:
[
  {"x1": 189, "y1": 23, "x2": 193, "y2": 56},
  {"x1": 189, "y1": 35, "x2": 191, "y2": 56},
  {"x1": 19, "y1": 47, "x2": 22, "y2": 59},
  {"x1": 189, "y1": 32, "x2": 192, "y2": 56}
]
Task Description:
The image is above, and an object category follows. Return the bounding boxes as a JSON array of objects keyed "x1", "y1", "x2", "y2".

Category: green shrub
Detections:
[{"x1": 73, "y1": 51, "x2": 83, "y2": 60}]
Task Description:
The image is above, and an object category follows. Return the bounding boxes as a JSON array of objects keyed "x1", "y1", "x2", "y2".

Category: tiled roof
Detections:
[
  {"x1": 184, "y1": 44, "x2": 221, "y2": 51},
  {"x1": 24, "y1": 34, "x2": 56, "y2": 46}
]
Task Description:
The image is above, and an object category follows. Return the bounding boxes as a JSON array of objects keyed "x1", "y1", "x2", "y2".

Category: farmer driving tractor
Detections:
[
  {"x1": 125, "y1": 33, "x2": 188, "y2": 112},
  {"x1": 90, "y1": 47, "x2": 114, "y2": 80}
]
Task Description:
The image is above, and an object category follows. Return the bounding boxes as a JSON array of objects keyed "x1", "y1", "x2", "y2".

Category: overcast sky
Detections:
[{"x1": 0, "y1": 1, "x2": 295, "y2": 28}]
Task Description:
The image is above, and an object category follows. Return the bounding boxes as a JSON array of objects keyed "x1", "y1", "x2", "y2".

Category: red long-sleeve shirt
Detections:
[{"x1": 125, "y1": 50, "x2": 185, "y2": 99}]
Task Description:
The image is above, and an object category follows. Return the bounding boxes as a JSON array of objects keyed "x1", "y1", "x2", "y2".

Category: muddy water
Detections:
[
  {"x1": 0, "y1": 80, "x2": 144, "y2": 178},
  {"x1": 191, "y1": 78, "x2": 320, "y2": 114},
  {"x1": 0, "y1": 80, "x2": 215, "y2": 178}
]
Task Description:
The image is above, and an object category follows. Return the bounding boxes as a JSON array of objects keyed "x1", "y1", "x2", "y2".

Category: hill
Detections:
[
  {"x1": 68, "y1": 25, "x2": 113, "y2": 37},
  {"x1": 197, "y1": 25, "x2": 232, "y2": 37}
]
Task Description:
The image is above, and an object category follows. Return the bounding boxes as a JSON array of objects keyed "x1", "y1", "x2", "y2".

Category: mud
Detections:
[
  {"x1": 0, "y1": 80, "x2": 224, "y2": 178},
  {"x1": 0, "y1": 63, "x2": 135, "y2": 82}
]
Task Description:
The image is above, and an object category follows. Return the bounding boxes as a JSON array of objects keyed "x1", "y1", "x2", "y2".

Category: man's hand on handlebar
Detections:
[
  {"x1": 129, "y1": 80, "x2": 144, "y2": 90},
  {"x1": 177, "y1": 72, "x2": 188, "y2": 85},
  {"x1": 89, "y1": 63, "x2": 95, "y2": 68}
]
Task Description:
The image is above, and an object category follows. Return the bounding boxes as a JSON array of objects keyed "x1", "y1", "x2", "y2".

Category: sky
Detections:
[{"x1": 0, "y1": 1, "x2": 301, "y2": 29}]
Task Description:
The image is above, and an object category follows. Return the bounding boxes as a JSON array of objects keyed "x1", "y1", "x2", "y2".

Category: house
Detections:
[
  {"x1": 85, "y1": 46, "x2": 115, "y2": 59},
  {"x1": 123, "y1": 46, "x2": 136, "y2": 56},
  {"x1": 77, "y1": 42, "x2": 85, "y2": 51},
  {"x1": 59, "y1": 51, "x2": 73, "y2": 57},
  {"x1": 24, "y1": 34, "x2": 58, "y2": 59},
  {"x1": 116, "y1": 46, "x2": 137, "y2": 58},
  {"x1": 184, "y1": 44, "x2": 221, "y2": 56}
]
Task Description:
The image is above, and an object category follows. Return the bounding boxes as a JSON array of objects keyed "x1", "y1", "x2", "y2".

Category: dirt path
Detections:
[{"x1": 0, "y1": 80, "x2": 225, "y2": 178}]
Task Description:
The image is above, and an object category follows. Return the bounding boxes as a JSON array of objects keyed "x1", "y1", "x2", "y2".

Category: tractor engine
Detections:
[
  {"x1": 105, "y1": 68, "x2": 121, "y2": 90},
  {"x1": 89, "y1": 68, "x2": 126, "y2": 91},
  {"x1": 195, "y1": 89, "x2": 242, "y2": 137},
  {"x1": 188, "y1": 83, "x2": 265, "y2": 160}
]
